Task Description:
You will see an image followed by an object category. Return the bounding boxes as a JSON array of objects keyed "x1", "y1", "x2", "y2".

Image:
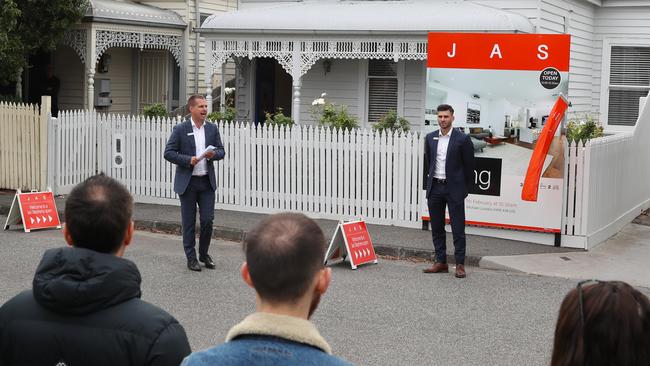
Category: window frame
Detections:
[{"x1": 600, "y1": 38, "x2": 650, "y2": 132}]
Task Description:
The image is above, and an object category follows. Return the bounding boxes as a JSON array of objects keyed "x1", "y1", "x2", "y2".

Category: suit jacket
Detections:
[
  {"x1": 164, "y1": 118, "x2": 225, "y2": 195},
  {"x1": 423, "y1": 128, "x2": 475, "y2": 201}
]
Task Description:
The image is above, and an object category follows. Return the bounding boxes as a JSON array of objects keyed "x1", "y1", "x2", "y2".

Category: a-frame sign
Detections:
[{"x1": 324, "y1": 219, "x2": 378, "y2": 270}]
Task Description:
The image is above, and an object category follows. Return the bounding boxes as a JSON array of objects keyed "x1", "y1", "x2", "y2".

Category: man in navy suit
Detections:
[
  {"x1": 164, "y1": 95, "x2": 225, "y2": 271},
  {"x1": 422, "y1": 104, "x2": 475, "y2": 278}
]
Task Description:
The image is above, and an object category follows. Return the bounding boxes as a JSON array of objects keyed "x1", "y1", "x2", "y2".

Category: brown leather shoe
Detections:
[
  {"x1": 455, "y1": 264, "x2": 466, "y2": 278},
  {"x1": 422, "y1": 262, "x2": 449, "y2": 273}
]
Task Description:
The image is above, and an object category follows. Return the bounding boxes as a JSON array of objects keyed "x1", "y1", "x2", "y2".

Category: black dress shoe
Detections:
[
  {"x1": 187, "y1": 259, "x2": 202, "y2": 272},
  {"x1": 199, "y1": 255, "x2": 216, "y2": 269}
]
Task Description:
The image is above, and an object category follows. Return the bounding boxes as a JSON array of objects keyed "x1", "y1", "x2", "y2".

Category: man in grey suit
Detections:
[
  {"x1": 422, "y1": 104, "x2": 475, "y2": 278},
  {"x1": 164, "y1": 95, "x2": 225, "y2": 271}
]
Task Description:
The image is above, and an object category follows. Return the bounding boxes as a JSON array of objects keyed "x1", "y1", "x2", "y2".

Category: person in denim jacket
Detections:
[{"x1": 182, "y1": 213, "x2": 353, "y2": 366}]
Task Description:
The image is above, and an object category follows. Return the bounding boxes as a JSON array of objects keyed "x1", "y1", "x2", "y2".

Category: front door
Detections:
[
  {"x1": 254, "y1": 58, "x2": 292, "y2": 124},
  {"x1": 138, "y1": 50, "x2": 169, "y2": 113}
]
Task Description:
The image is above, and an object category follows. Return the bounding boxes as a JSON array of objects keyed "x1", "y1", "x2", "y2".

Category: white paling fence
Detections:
[
  {"x1": 562, "y1": 102, "x2": 650, "y2": 249},
  {"x1": 51, "y1": 111, "x2": 425, "y2": 227},
  {"x1": 0, "y1": 98, "x2": 51, "y2": 191},
  {"x1": 51, "y1": 109, "x2": 650, "y2": 244}
]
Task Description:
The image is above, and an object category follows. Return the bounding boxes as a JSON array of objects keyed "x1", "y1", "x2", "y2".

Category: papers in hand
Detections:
[{"x1": 198, "y1": 145, "x2": 218, "y2": 161}]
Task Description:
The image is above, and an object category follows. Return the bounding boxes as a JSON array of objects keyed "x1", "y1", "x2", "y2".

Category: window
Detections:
[
  {"x1": 367, "y1": 59, "x2": 398, "y2": 124},
  {"x1": 608, "y1": 46, "x2": 650, "y2": 126}
]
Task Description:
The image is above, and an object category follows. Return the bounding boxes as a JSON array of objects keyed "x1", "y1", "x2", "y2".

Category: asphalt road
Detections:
[{"x1": 1, "y1": 222, "x2": 648, "y2": 366}]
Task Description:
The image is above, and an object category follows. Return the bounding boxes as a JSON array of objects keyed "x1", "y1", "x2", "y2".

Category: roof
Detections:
[
  {"x1": 200, "y1": 0, "x2": 535, "y2": 35},
  {"x1": 85, "y1": 0, "x2": 185, "y2": 29}
]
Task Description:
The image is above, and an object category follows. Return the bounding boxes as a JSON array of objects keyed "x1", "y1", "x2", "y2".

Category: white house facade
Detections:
[
  {"x1": 50, "y1": 0, "x2": 236, "y2": 115},
  {"x1": 198, "y1": 0, "x2": 650, "y2": 136}
]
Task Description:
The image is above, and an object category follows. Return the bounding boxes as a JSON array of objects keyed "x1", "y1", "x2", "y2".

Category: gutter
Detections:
[
  {"x1": 83, "y1": 16, "x2": 186, "y2": 29},
  {"x1": 196, "y1": 28, "x2": 531, "y2": 36}
]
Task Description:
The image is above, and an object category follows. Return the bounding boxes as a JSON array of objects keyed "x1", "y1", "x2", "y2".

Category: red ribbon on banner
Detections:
[{"x1": 522, "y1": 95, "x2": 569, "y2": 202}]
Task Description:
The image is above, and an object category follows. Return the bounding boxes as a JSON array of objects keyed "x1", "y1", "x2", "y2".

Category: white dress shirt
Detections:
[
  {"x1": 191, "y1": 119, "x2": 208, "y2": 176},
  {"x1": 434, "y1": 129, "x2": 452, "y2": 179}
]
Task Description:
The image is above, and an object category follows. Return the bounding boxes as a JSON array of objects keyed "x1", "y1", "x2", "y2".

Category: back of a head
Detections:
[
  {"x1": 64, "y1": 174, "x2": 133, "y2": 254},
  {"x1": 244, "y1": 213, "x2": 326, "y2": 303},
  {"x1": 551, "y1": 281, "x2": 650, "y2": 366}
]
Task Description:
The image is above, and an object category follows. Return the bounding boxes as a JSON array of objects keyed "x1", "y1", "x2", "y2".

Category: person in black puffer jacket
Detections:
[{"x1": 0, "y1": 174, "x2": 191, "y2": 365}]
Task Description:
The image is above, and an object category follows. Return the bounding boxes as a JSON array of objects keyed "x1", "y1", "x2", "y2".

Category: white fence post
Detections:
[
  {"x1": 39, "y1": 96, "x2": 51, "y2": 191},
  {"x1": 47, "y1": 115, "x2": 57, "y2": 193}
]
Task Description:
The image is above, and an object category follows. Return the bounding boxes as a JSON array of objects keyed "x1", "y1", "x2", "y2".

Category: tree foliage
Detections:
[
  {"x1": 0, "y1": 1, "x2": 23, "y2": 84},
  {"x1": 0, "y1": 0, "x2": 89, "y2": 84}
]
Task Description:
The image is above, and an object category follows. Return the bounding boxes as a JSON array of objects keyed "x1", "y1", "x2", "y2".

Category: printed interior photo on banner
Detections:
[{"x1": 424, "y1": 33, "x2": 571, "y2": 234}]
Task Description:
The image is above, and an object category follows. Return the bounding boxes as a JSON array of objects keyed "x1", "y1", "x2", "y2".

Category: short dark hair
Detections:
[
  {"x1": 64, "y1": 174, "x2": 133, "y2": 254},
  {"x1": 187, "y1": 94, "x2": 206, "y2": 107},
  {"x1": 437, "y1": 104, "x2": 454, "y2": 115},
  {"x1": 244, "y1": 213, "x2": 326, "y2": 303},
  {"x1": 551, "y1": 280, "x2": 650, "y2": 366}
]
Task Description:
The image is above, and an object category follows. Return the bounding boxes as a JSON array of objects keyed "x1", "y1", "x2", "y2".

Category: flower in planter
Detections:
[
  {"x1": 309, "y1": 92, "x2": 358, "y2": 130},
  {"x1": 372, "y1": 110, "x2": 411, "y2": 134},
  {"x1": 207, "y1": 107, "x2": 237, "y2": 122}
]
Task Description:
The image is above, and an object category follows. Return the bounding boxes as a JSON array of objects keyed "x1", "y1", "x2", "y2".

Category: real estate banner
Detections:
[{"x1": 424, "y1": 33, "x2": 571, "y2": 233}]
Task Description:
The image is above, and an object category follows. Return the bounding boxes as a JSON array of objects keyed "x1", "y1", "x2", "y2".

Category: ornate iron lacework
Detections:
[
  {"x1": 95, "y1": 30, "x2": 183, "y2": 67},
  {"x1": 205, "y1": 39, "x2": 427, "y2": 83},
  {"x1": 62, "y1": 29, "x2": 87, "y2": 63}
]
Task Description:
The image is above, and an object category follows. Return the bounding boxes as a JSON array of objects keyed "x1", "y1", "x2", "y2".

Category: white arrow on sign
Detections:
[
  {"x1": 42, "y1": 216, "x2": 47, "y2": 223},
  {"x1": 30, "y1": 217, "x2": 35, "y2": 224},
  {"x1": 48, "y1": 215, "x2": 53, "y2": 222},
  {"x1": 36, "y1": 216, "x2": 41, "y2": 224}
]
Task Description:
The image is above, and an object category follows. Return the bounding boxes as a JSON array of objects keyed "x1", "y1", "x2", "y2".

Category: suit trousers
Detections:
[
  {"x1": 179, "y1": 176, "x2": 215, "y2": 260},
  {"x1": 427, "y1": 182, "x2": 467, "y2": 265}
]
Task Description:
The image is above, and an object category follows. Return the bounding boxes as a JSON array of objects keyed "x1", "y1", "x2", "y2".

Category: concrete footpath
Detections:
[
  {"x1": 0, "y1": 190, "x2": 577, "y2": 265},
  {"x1": 481, "y1": 219, "x2": 650, "y2": 288}
]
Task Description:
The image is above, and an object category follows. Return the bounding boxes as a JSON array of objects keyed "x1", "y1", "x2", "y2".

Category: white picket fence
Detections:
[
  {"x1": 51, "y1": 111, "x2": 425, "y2": 228},
  {"x1": 48, "y1": 108, "x2": 650, "y2": 247}
]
